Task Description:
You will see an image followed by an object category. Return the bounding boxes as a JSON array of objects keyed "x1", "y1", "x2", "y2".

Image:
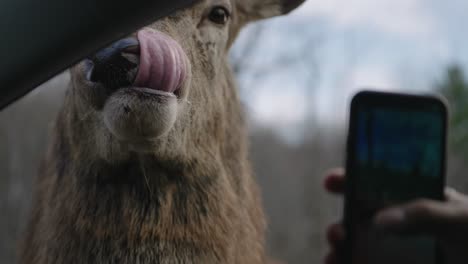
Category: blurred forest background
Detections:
[{"x1": 2, "y1": 1, "x2": 468, "y2": 264}]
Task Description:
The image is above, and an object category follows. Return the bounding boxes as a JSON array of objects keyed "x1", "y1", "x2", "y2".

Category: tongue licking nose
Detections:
[{"x1": 134, "y1": 28, "x2": 188, "y2": 94}]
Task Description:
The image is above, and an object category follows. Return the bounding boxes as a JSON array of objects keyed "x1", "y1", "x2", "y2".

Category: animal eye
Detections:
[{"x1": 208, "y1": 6, "x2": 230, "y2": 25}]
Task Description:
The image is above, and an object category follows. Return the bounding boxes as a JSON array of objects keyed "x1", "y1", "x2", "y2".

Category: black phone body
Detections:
[{"x1": 344, "y1": 91, "x2": 448, "y2": 264}]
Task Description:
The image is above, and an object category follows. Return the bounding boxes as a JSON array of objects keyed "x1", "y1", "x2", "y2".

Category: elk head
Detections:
[{"x1": 68, "y1": 0, "x2": 306, "y2": 160}]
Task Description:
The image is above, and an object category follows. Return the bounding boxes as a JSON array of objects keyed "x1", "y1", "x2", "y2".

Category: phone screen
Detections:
[{"x1": 345, "y1": 92, "x2": 446, "y2": 264}]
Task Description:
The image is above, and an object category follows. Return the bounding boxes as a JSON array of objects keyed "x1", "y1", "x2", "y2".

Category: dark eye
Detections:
[{"x1": 208, "y1": 6, "x2": 230, "y2": 25}]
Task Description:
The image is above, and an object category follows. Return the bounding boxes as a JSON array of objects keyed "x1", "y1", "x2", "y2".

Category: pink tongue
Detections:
[{"x1": 134, "y1": 28, "x2": 188, "y2": 93}]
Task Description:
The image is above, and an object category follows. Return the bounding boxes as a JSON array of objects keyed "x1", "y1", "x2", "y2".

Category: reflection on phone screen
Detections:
[{"x1": 351, "y1": 107, "x2": 444, "y2": 264}]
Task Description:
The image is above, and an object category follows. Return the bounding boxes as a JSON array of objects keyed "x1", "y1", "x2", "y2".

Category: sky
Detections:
[{"x1": 231, "y1": 0, "x2": 468, "y2": 137}]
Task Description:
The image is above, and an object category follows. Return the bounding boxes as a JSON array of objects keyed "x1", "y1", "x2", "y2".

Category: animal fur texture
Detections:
[{"x1": 19, "y1": 0, "x2": 305, "y2": 263}]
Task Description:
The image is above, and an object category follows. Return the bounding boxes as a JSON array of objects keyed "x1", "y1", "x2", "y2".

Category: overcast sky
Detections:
[{"x1": 232, "y1": 0, "x2": 468, "y2": 135}]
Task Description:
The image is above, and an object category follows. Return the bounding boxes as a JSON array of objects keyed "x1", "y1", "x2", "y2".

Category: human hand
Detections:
[{"x1": 324, "y1": 168, "x2": 468, "y2": 264}]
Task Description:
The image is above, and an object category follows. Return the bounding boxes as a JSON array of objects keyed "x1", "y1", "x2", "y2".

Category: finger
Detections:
[
  {"x1": 324, "y1": 168, "x2": 345, "y2": 194},
  {"x1": 327, "y1": 223, "x2": 345, "y2": 246},
  {"x1": 445, "y1": 187, "x2": 468, "y2": 204},
  {"x1": 374, "y1": 199, "x2": 468, "y2": 236}
]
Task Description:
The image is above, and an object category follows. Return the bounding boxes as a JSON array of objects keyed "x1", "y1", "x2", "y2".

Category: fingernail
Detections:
[{"x1": 374, "y1": 208, "x2": 406, "y2": 229}]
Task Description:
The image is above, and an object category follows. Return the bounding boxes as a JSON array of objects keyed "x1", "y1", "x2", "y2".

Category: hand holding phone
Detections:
[
  {"x1": 343, "y1": 91, "x2": 448, "y2": 264},
  {"x1": 324, "y1": 170, "x2": 468, "y2": 264},
  {"x1": 324, "y1": 91, "x2": 468, "y2": 264}
]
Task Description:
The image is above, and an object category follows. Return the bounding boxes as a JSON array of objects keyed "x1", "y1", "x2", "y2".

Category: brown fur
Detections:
[{"x1": 19, "y1": 0, "x2": 305, "y2": 263}]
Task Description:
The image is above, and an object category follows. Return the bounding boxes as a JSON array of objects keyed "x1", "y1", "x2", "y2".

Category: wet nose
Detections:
[
  {"x1": 87, "y1": 37, "x2": 140, "y2": 88},
  {"x1": 92, "y1": 38, "x2": 139, "y2": 63}
]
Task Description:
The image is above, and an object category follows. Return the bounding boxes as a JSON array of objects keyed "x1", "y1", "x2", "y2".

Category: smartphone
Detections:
[{"x1": 343, "y1": 90, "x2": 448, "y2": 264}]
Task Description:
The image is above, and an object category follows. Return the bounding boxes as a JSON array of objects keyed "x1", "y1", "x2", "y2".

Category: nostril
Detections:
[
  {"x1": 93, "y1": 38, "x2": 140, "y2": 62},
  {"x1": 122, "y1": 44, "x2": 140, "y2": 55}
]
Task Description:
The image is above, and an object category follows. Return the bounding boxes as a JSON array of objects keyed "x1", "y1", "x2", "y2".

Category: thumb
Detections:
[{"x1": 374, "y1": 198, "x2": 468, "y2": 237}]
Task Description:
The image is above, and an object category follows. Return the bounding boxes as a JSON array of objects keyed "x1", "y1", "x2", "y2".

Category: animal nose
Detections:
[
  {"x1": 87, "y1": 37, "x2": 140, "y2": 88},
  {"x1": 92, "y1": 38, "x2": 140, "y2": 62}
]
